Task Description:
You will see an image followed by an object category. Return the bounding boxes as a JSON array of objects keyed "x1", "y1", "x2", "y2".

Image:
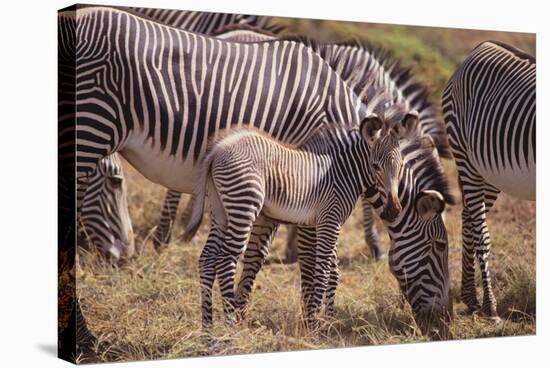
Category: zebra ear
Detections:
[
  {"x1": 361, "y1": 114, "x2": 383, "y2": 143},
  {"x1": 400, "y1": 110, "x2": 419, "y2": 138},
  {"x1": 415, "y1": 190, "x2": 445, "y2": 220}
]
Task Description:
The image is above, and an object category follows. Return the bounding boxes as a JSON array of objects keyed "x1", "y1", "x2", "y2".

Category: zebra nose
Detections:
[
  {"x1": 381, "y1": 196, "x2": 401, "y2": 222},
  {"x1": 105, "y1": 244, "x2": 121, "y2": 261}
]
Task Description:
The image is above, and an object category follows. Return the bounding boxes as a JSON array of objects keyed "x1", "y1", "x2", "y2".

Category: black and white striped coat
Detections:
[
  {"x1": 151, "y1": 29, "x2": 449, "y2": 260},
  {"x1": 442, "y1": 40, "x2": 535, "y2": 319},
  {"x1": 234, "y1": 127, "x2": 456, "y2": 338},
  {"x1": 183, "y1": 117, "x2": 406, "y2": 329},
  {"x1": 58, "y1": 6, "x2": 453, "y2": 336},
  {"x1": 79, "y1": 154, "x2": 134, "y2": 259}
]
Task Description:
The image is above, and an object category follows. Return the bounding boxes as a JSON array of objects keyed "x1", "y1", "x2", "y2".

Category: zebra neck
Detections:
[{"x1": 331, "y1": 139, "x2": 375, "y2": 204}]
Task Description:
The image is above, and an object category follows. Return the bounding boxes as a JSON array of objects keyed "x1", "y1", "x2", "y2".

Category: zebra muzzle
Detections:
[{"x1": 380, "y1": 195, "x2": 402, "y2": 222}]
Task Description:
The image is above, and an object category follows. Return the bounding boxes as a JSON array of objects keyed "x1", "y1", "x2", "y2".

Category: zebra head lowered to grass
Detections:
[
  {"x1": 181, "y1": 106, "x2": 416, "y2": 329},
  {"x1": 385, "y1": 135, "x2": 456, "y2": 339},
  {"x1": 79, "y1": 154, "x2": 134, "y2": 260}
]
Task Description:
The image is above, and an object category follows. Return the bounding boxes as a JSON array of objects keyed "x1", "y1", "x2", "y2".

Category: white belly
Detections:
[
  {"x1": 475, "y1": 163, "x2": 536, "y2": 201},
  {"x1": 121, "y1": 132, "x2": 197, "y2": 194},
  {"x1": 262, "y1": 199, "x2": 318, "y2": 226}
]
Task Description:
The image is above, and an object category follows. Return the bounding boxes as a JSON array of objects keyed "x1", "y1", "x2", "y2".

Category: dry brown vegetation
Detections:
[
  {"x1": 77, "y1": 157, "x2": 535, "y2": 362},
  {"x1": 75, "y1": 18, "x2": 535, "y2": 364}
]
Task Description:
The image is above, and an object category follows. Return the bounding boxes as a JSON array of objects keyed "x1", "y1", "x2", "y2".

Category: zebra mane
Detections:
[
  {"x1": 333, "y1": 39, "x2": 451, "y2": 158},
  {"x1": 123, "y1": 6, "x2": 286, "y2": 36},
  {"x1": 483, "y1": 40, "x2": 535, "y2": 63},
  {"x1": 211, "y1": 23, "x2": 283, "y2": 38},
  {"x1": 280, "y1": 34, "x2": 451, "y2": 159}
]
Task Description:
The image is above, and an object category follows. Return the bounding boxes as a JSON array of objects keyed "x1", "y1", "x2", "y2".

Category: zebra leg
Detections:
[
  {"x1": 296, "y1": 226, "x2": 317, "y2": 322},
  {"x1": 460, "y1": 184, "x2": 500, "y2": 315},
  {"x1": 361, "y1": 194, "x2": 384, "y2": 260},
  {"x1": 153, "y1": 190, "x2": 182, "y2": 250},
  {"x1": 308, "y1": 222, "x2": 340, "y2": 332},
  {"x1": 198, "y1": 221, "x2": 223, "y2": 329},
  {"x1": 484, "y1": 185, "x2": 501, "y2": 214},
  {"x1": 216, "y1": 205, "x2": 261, "y2": 324},
  {"x1": 460, "y1": 207, "x2": 480, "y2": 313},
  {"x1": 324, "y1": 247, "x2": 339, "y2": 320},
  {"x1": 477, "y1": 184, "x2": 501, "y2": 319},
  {"x1": 285, "y1": 225, "x2": 299, "y2": 263},
  {"x1": 461, "y1": 178, "x2": 499, "y2": 319},
  {"x1": 234, "y1": 215, "x2": 279, "y2": 320}
]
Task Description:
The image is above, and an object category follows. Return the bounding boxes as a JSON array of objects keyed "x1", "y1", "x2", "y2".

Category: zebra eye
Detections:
[
  {"x1": 434, "y1": 240, "x2": 447, "y2": 252},
  {"x1": 109, "y1": 175, "x2": 123, "y2": 186},
  {"x1": 372, "y1": 163, "x2": 381, "y2": 171}
]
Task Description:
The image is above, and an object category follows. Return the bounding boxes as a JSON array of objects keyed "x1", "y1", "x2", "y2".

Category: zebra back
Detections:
[
  {"x1": 122, "y1": 6, "x2": 283, "y2": 35},
  {"x1": 283, "y1": 36, "x2": 451, "y2": 158}
]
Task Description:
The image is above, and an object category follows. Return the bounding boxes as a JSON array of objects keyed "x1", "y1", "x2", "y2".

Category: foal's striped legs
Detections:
[{"x1": 234, "y1": 216, "x2": 279, "y2": 320}]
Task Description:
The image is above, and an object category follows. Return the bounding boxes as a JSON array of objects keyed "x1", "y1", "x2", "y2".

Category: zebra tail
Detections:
[{"x1": 182, "y1": 154, "x2": 215, "y2": 242}]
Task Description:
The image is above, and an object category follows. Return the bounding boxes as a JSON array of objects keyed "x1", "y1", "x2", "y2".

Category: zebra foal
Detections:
[
  {"x1": 442, "y1": 41, "x2": 535, "y2": 319},
  {"x1": 183, "y1": 112, "x2": 416, "y2": 328}
]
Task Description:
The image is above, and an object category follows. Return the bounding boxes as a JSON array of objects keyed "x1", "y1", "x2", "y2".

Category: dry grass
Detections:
[
  {"x1": 76, "y1": 155, "x2": 535, "y2": 363},
  {"x1": 75, "y1": 18, "x2": 535, "y2": 364}
]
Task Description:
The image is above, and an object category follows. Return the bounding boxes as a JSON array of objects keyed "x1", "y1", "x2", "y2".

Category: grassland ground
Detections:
[
  {"x1": 75, "y1": 20, "x2": 535, "y2": 363},
  {"x1": 76, "y1": 156, "x2": 535, "y2": 362}
]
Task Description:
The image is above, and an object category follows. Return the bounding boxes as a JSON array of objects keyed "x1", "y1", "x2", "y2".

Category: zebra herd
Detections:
[{"x1": 59, "y1": 5, "x2": 536, "y2": 349}]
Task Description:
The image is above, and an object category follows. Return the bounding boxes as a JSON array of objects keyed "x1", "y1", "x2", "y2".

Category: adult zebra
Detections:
[
  {"x1": 59, "y1": 5, "x2": 451, "y2": 338},
  {"x1": 151, "y1": 27, "x2": 450, "y2": 261},
  {"x1": 442, "y1": 41, "x2": 535, "y2": 319},
  {"x1": 58, "y1": 8, "x2": 277, "y2": 359},
  {"x1": 73, "y1": 10, "x2": 275, "y2": 260}
]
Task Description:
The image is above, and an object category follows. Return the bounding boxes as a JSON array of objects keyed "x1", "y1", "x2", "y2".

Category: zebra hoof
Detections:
[
  {"x1": 464, "y1": 305, "x2": 481, "y2": 315},
  {"x1": 473, "y1": 312, "x2": 502, "y2": 324},
  {"x1": 234, "y1": 304, "x2": 248, "y2": 322},
  {"x1": 479, "y1": 307, "x2": 501, "y2": 323},
  {"x1": 484, "y1": 315, "x2": 502, "y2": 324}
]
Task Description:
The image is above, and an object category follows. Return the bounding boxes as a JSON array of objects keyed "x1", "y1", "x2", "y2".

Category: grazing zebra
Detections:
[
  {"x1": 59, "y1": 6, "x2": 452, "y2": 336},
  {"x1": 151, "y1": 27, "x2": 449, "y2": 260},
  {"x1": 182, "y1": 103, "x2": 413, "y2": 328},
  {"x1": 233, "y1": 126, "x2": 456, "y2": 338},
  {"x1": 324, "y1": 135, "x2": 455, "y2": 338},
  {"x1": 79, "y1": 154, "x2": 134, "y2": 260},
  {"x1": 442, "y1": 41, "x2": 535, "y2": 320}
]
